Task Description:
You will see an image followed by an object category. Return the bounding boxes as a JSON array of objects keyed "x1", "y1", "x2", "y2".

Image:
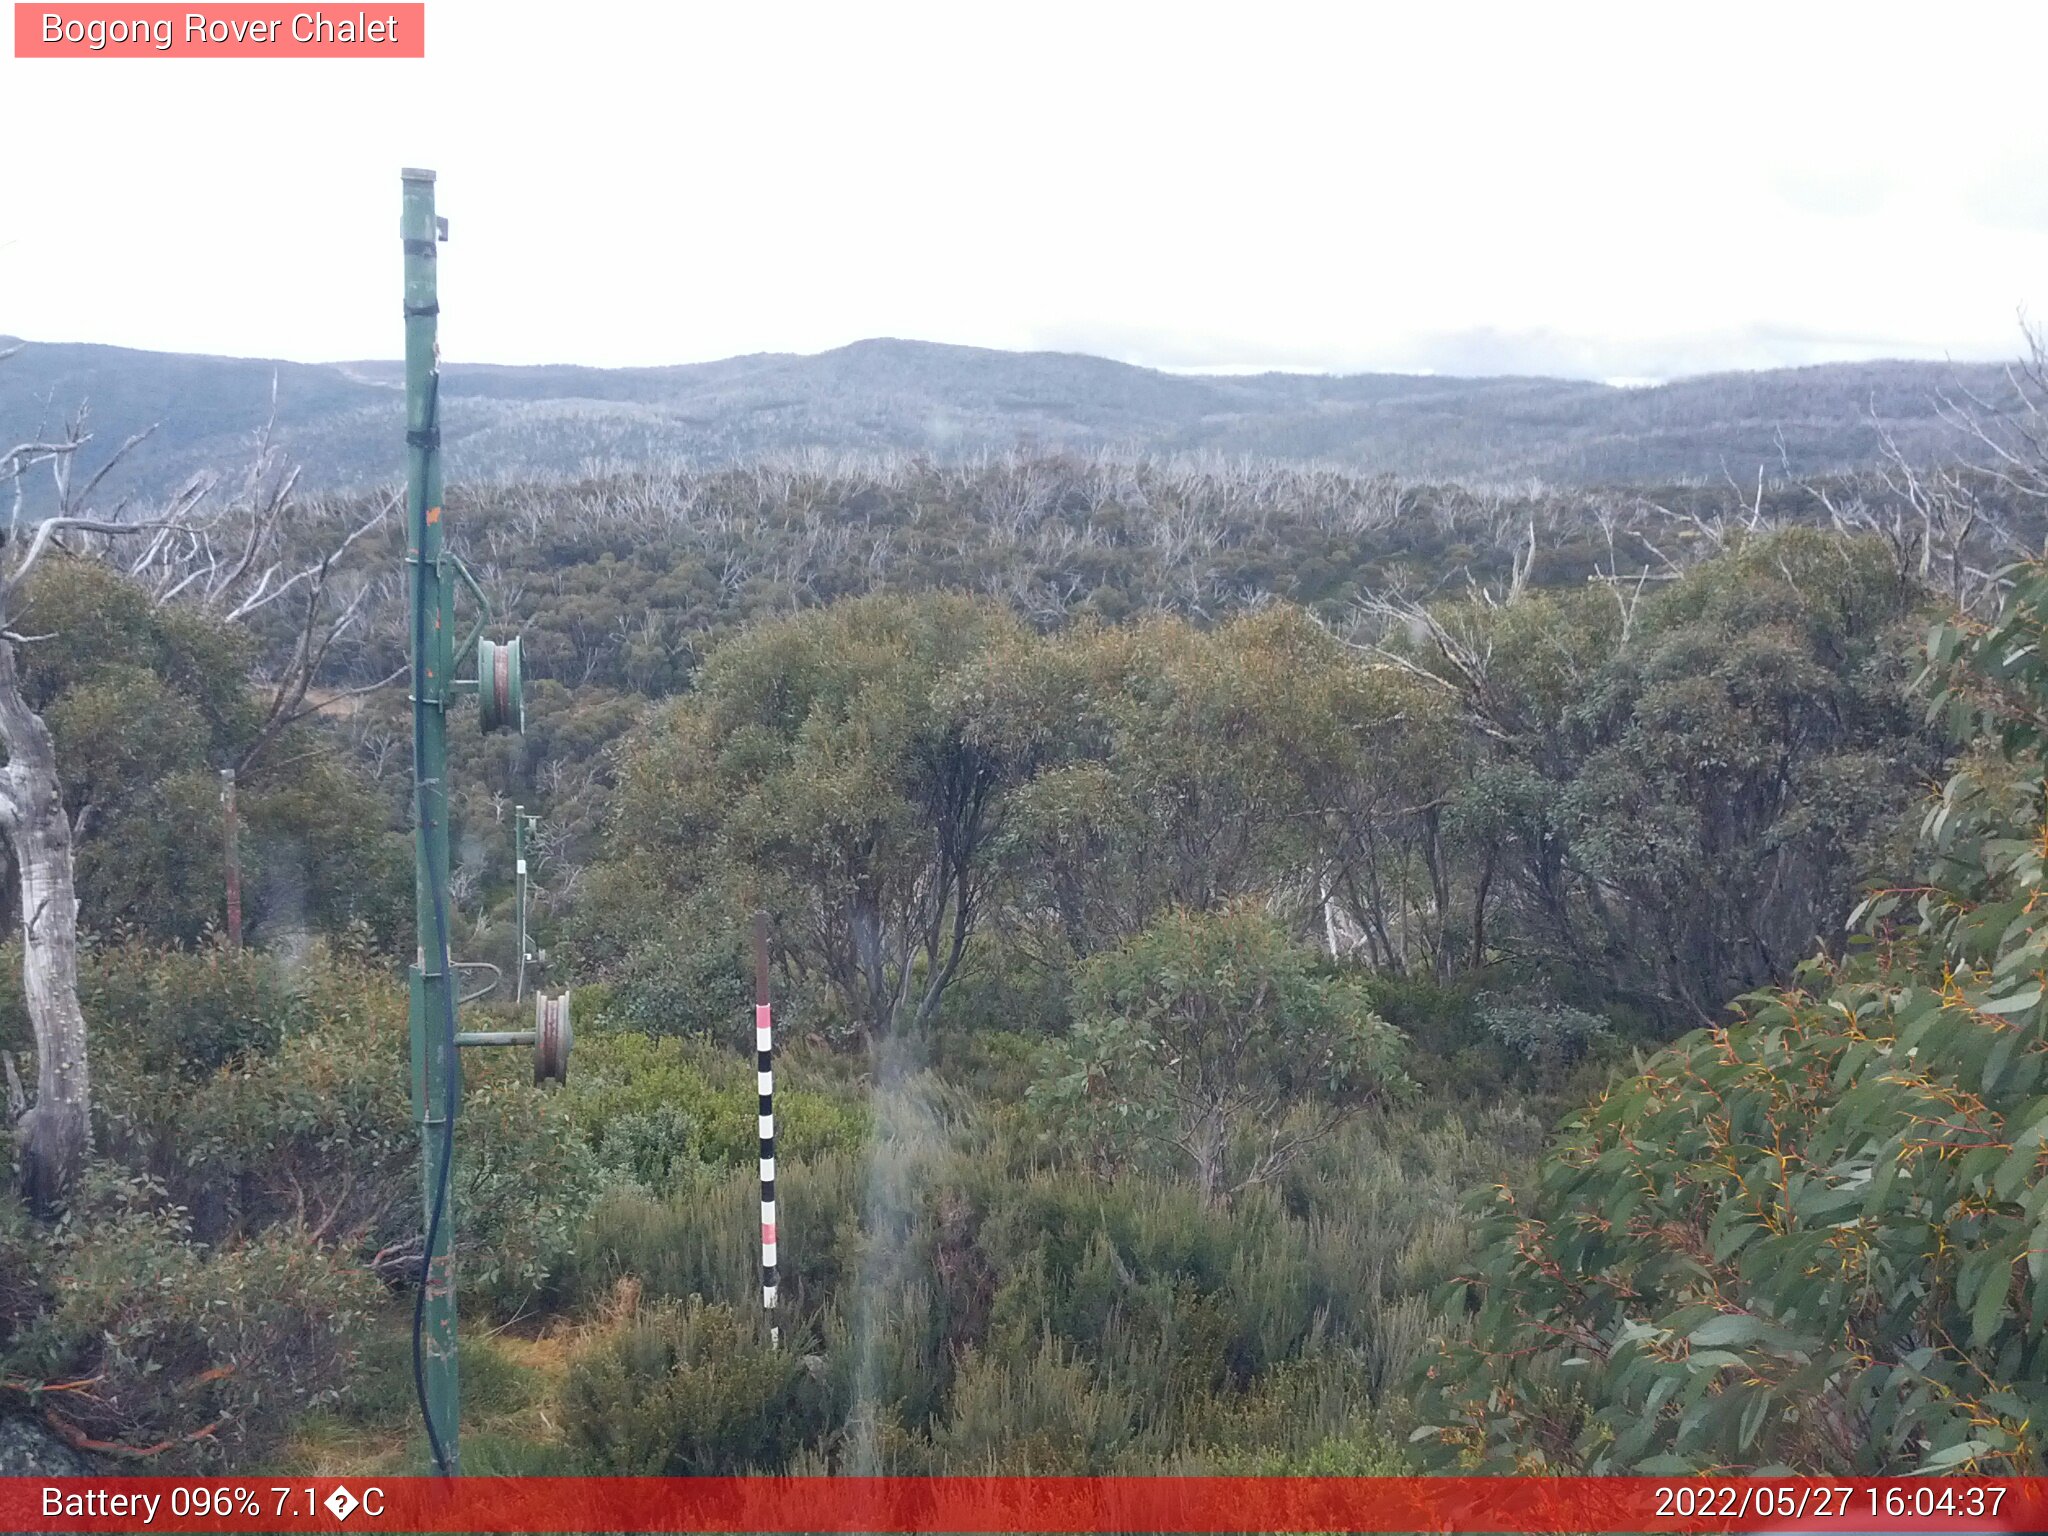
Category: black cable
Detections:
[{"x1": 408, "y1": 369, "x2": 460, "y2": 1477}]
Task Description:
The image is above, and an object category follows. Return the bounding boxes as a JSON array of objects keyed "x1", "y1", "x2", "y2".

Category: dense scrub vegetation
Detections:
[
  {"x1": 579, "y1": 528, "x2": 1933, "y2": 1035},
  {"x1": 281, "y1": 450, "x2": 2005, "y2": 1018},
  {"x1": 5, "y1": 429, "x2": 2044, "y2": 1475}
]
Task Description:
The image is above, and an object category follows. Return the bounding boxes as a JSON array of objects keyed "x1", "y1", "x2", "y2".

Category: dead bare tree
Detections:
[
  {"x1": 125, "y1": 424, "x2": 401, "y2": 773},
  {"x1": 1938, "y1": 321, "x2": 2048, "y2": 511},
  {"x1": 1586, "y1": 496, "x2": 1683, "y2": 644},
  {"x1": 1778, "y1": 325, "x2": 2048, "y2": 618}
]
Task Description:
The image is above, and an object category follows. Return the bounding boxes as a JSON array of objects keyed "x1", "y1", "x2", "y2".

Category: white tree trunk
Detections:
[{"x1": 0, "y1": 639, "x2": 90, "y2": 1212}]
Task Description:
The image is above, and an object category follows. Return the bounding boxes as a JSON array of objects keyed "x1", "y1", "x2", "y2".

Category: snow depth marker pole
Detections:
[{"x1": 754, "y1": 909, "x2": 780, "y2": 1348}]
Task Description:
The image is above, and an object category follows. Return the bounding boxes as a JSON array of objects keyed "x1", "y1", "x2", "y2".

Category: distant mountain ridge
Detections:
[{"x1": 0, "y1": 334, "x2": 2012, "y2": 503}]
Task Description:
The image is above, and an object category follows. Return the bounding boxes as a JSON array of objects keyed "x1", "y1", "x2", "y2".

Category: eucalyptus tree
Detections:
[
  {"x1": 1364, "y1": 528, "x2": 1934, "y2": 1019},
  {"x1": 960, "y1": 604, "x2": 1443, "y2": 961},
  {"x1": 601, "y1": 592, "x2": 1031, "y2": 1045}
]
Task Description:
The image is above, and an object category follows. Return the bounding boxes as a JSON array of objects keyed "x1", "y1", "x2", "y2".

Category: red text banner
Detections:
[
  {"x1": 14, "y1": 4, "x2": 424, "y2": 57},
  {"x1": 1, "y1": 1476, "x2": 2044, "y2": 1533}
]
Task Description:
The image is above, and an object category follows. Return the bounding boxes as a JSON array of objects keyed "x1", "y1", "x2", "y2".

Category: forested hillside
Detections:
[
  {"x1": 2, "y1": 365, "x2": 2046, "y2": 1476},
  {"x1": 0, "y1": 334, "x2": 2018, "y2": 508}
]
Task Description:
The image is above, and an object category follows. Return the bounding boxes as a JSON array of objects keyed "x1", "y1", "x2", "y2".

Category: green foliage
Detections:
[
  {"x1": 580, "y1": 533, "x2": 1936, "y2": 1047},
  {"x1": 1357, "y1": 973, "x2": 1636, "y2": 1105},
  {"x1": 450, "y1": 1070, "x2": 603, "y2": 1312},
  {"x1": 565, "y1": 1031, "x2": 867, "y2": 1189},
  {"x1": 18, "y1": 558, "x2": 256, "y2": 727},
  {"x1": 562, "y1": 1152, "x2": 865, "y2": 1326},
  {"x1": 563, "y1": 1294, "x2": 828, "y2": 1474},
  {"x1": 1431, "y1": 529, "x2": 1932, "y2": 1018},
  {"x1": 90, "y1": 944, "x2": 414, "y2": 1251},
  {"x1": 1033, "y1": 907, "x2": 1412, "y2": 1202},
  {"x1": 1, "y1": 1174, "x2": 375, "y2": 1467},
  {"x1": 1474, "y1": 995, "x2": 1613, "y2": 1075},
  {"x1": 922, "y1": 930, "x2": 1073, "y2": 1054},
  {"x1": 238, "y1": 752, "x2": 412, "y2": 952},
  {"x1": 554, "y1": 1087, "x2": 1520, "y2": 1474},
  {"x1": 595, "y1": 905, "x2": 749, "y2": 1040},
  {"x1": 1190, "y1": 1420, "x2": 1410, "y2": 1474},
  {"x1": 928, "y1": 1338, "x2": 1135, "y2": 1472},
  {"x1": 15, "y1": 558, "x2": 409, "y2": 951},
  {"x1": 69, "y1": 942, "x2": 596, "y2": 1309},
  {"x1": 3, "y1": 451, "x2": 1976, "y2": 1478},
  {"x1": 1413, "y1": 556, "x2": 2048, "y2": 1475},
  {"x1": 77, "y1": 941, "x2": 302, "y2": 1077},
  {"x1": 592, "y1": 593, "x2": 1029, "y2": 1043},
  {"x1": 965, "y1": 605, "x2": 1453, "y2": 956}
]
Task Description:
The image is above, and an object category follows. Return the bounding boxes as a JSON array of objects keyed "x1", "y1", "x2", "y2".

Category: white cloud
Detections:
[{"x1": 2, "y1": 0, "x2": 2044, "y2": 379}]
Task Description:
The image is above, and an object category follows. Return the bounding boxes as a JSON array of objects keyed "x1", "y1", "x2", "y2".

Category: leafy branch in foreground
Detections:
[{"x1": 1411, "y1": 558, "x2": 2048, "y2": 1475}]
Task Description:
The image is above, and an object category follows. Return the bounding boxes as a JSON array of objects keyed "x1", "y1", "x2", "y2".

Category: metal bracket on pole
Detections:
[
  {"x1": 451, "y1": 960, "x2": 501, "y2": 1006},
  {"x1": 454, "y1": 988, "x2": 572, "y2": 1084},
  {"x1": 447, "y1": 553, "x2": 491, "y2": 673}
]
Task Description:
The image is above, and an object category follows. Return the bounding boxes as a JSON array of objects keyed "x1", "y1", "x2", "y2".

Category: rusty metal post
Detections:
[{"x1": 220, "y1": 769, "x2": 241, "y2": 950}]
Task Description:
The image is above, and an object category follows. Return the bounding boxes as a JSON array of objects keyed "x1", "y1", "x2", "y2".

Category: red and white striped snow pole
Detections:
[{"x1": 753, "y1": 910, "x2": 779, "y2": 1349}]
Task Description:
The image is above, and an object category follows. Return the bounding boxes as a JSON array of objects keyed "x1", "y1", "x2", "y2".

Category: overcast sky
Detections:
[{"x1": 4, "y1": 1, "x2": 2046, "y2": 382}]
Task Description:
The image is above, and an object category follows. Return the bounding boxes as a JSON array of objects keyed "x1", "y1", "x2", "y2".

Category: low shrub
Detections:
[
  {"x1": 566, "y1": 1031, "x2": 866, "y2": 1186},
  {"x1": 563, "y1": 1293, "x2": 828, "y2": 1473},
  {"x1": 560, "y1": 1152, "x2": 864, "y2": 1320},
  {"x1": 84, "y1": 943, "x2": 595, "y2": 1311},
  {"x1": 3, "y1": 1173, "x2": 375, "y2": 1468},
  {"x1": 1474, "y1": 994, "x2": 1613, "y2": 1075},
  {"x1": 79, "y1": 940, "x2": 303, "y2": 1079},
  {"x1": 1032, "y1": 908, "x2": 1412, "y2": 1204},
  {"x1": 598, "y1": 920, "x2": 749, "y2": 1041},
  {"x1": 927, "y1": 1338, "x2": 1134, "y2": 1473}
]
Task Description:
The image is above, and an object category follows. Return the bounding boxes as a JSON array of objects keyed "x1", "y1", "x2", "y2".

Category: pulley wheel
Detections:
[
  {"x1": 478, "y1": 636, "x2": 524, "y2": 735},
  {"x1": 534, "y1": 989, "x2": 572, "y2": 1085}
]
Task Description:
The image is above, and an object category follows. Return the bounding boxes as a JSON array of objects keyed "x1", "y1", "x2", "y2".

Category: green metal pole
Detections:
[
  {"x1": 403, "y1": 166, "x2": 460, "y2": 1475},
  {"x1": 514, "y1": 805, "x2": 527, "y2": 1004}
]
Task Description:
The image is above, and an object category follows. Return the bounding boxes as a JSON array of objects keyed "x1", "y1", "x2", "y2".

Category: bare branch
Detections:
[{"x1": 65, "y1": 423, "x2": 158, "y2": 515}]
